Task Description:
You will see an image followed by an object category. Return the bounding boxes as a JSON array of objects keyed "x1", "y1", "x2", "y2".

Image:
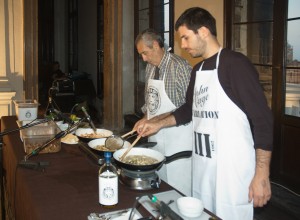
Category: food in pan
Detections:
[{"x1": 122, "y1": 155, "x2": 159, "y2": 165}]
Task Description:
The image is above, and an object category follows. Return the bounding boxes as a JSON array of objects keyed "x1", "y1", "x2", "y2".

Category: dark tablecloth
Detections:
[{"x1": 1, "y1": 116, "x2": 172, "y2": 220}]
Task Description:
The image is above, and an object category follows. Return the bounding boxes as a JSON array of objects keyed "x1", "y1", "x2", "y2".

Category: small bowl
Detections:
[{"x1": 177, "y1": 197, "x2": 204, "y2": 218}]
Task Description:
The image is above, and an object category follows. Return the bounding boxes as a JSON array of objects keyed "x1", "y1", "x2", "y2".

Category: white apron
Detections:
[
  {"x1": 192, "y1": 49, "x2": 255, "y2": 220},
  {"x1": 147, "y1": 53, "x2": 193, "y2": 196}
]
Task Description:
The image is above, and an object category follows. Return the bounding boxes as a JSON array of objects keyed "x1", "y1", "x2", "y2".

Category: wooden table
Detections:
[{"x1": 0, "y1": 116, "x2": 219, "y2": 220}]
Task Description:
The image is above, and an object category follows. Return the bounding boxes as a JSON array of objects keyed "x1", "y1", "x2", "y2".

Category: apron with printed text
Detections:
[
  {"x1": 192, "y1": 49, "x2": 255, "y2": 220},
  {"x1": 147, "y1": 53, "x2": 193, "y2": 196}
]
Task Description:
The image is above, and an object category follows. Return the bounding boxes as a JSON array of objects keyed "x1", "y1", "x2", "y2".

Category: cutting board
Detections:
[{"x1": 138, "y1": 190, "x2": 212, "y2": 220}]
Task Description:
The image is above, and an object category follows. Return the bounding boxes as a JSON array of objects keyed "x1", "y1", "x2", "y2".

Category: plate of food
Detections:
[
  {"x1": 88, "y1": 138, "x2": 131, "y2": 152},
  {"x1": 75, "y1": 128, "x2": 113, "y2": 142},
  {"x1": 61, "y1": 133, "x2": 79, "y2": 144}
]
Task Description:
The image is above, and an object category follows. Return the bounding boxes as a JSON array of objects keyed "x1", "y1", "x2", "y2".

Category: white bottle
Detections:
[{"x1": 99, "y1": 151, "x2": 118, "y2": 207}]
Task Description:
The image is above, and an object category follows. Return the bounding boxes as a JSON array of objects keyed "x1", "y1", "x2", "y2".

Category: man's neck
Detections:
[{"x1": 202, "y1": 38, "x2": 221, "y2": 60}]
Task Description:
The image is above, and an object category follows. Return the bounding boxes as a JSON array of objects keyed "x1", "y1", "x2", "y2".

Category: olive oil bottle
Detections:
[{"x1": 98, "y1": 152, "x2": 118, "y2": 207}]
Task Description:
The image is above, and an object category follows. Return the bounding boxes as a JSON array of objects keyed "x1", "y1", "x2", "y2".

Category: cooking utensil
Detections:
[
  {"x1": 153, "y1": 199, "x2": 174, "y2": 212},
  {"x1": 89, "y1": 209, "x2": 129, "y2": 220},
  {"x1": 119, "y1": 136, "x2": 141, "y2": 161},
  {"x1": 81, "y1": 106, "x2": 97, "y2": 134},
  {"x1": 105, "y1": 130, "x2": 136, "y2": 150},
  {"x1": 113, "y1": 148, "x2": 192, "y2": 172}
]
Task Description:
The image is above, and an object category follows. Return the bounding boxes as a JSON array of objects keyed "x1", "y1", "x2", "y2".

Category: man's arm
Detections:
[
  {"x1": 138, "y1": 113, "x2": 177, "y2": 137},
  {"x1": 248, "y1": 149, "x2": 272, "y2": 207}
]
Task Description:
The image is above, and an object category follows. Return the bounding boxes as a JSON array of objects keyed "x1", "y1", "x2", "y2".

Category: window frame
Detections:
[{"x1": 225, "y1": 0, "x2": 300, "y2": 194}]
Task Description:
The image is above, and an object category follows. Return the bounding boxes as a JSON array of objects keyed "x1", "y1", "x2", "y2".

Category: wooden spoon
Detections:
[{"x1": 120, "y1": 136, "x2": 141, "y2": 161}]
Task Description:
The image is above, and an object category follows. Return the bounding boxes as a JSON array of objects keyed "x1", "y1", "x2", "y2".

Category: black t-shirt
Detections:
[{"x1": 173, "y1": 48, "x2": 273, "y2": 151}]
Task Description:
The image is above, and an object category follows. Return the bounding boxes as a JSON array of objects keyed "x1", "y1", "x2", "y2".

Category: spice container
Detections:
[
  {"x1": 14, "y1": 100, "x2": 39, "y2": 121},
  {"x1": 20, "y1": 120, "x2": 61, "y2": 154}
]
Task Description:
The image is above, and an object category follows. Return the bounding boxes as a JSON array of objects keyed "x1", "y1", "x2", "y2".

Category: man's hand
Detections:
[
  {"x1": 133, "y1": 116, "x2": 148, "y2": 134},
  {"x1": 248, "y1": 149, "x2": 272, "y2": 207},
  {"x1": 138, "y1": 120, "x2": 162, "y2": 137},
  {"x1": 137, "y1": 113, "x2": 177, "y2": 137}
]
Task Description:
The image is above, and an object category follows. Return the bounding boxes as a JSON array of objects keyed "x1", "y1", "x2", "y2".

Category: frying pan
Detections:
[{"x1": 113, "y1": 148, "x2": 192, "y2": 172}]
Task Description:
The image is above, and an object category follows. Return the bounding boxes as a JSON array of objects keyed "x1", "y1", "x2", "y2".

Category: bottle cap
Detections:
[{"x1": 104, "y1": 151, "x2": 112, "y2": 158}]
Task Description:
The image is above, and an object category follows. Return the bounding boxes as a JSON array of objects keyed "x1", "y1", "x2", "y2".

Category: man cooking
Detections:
[
  {"x1": 135, "y1": 8, "x2": 273, "y2": 220},
  {"x1": 133, "y1": 29, "x2": 193, "y2": 196}
]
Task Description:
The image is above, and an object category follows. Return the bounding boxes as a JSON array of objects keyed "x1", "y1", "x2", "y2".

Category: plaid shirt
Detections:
[{"x1": 142, "y1": 51, "x2": 192, "y2": 113}]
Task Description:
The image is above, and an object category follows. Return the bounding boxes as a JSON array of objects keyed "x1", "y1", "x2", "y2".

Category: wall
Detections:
[
  {"x1": 174, "y1": 0, "x2": 224, "y2": 67},
  {"x1": 122, "y1": 0, "x2": 135, "y2": 116},
  {"x1": 0, "y1": 0, "x2": 224, "y2": 120},
  {"x1": 78, "y1": 0, "x2": 97, "y2": 83},
  {"x1": 0, "y1": 0, "x2": 23, "y2": 117},
  {"x1": 54, "y1": 0, "x2": 67, "y2": 72},
  {"x1": 77, "y1": 0, "x2": 99, "y2": 115}
]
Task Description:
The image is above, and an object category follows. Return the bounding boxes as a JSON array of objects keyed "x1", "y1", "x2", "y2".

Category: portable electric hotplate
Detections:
[{"x1": 119, "y1": 168, "x2": 161, "y2": 190}]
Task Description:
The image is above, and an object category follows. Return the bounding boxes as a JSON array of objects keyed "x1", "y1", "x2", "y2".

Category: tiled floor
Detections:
[{"x1": 254, "y1": 183, "x2": 300, "y2": 220}]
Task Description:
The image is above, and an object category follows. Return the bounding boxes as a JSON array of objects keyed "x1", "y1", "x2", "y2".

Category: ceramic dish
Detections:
[
  {"x1": 177, "y1": 197, "x2": 204, "y2": 218},
  {"x1": 75, "y1": 128, "x2": 113, "y2": 142},
  {"x1": 88, "y1": 138, "x2": 131, "y2": 152}
]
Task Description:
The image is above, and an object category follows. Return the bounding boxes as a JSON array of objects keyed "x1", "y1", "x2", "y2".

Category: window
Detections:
[
  {"x1": 227, "y1": 0, "x2": 300, "y2": 193},
  {"x1": 285, "y1": 0, "x2": 300, "y2": 117},
  {"x1": 229, "y1": 0, "x2": 300, "y2": 117},
  {"x1": 231, "y1": 0, "x2": 274, "y2": 107},
  {"x1": 134, "y1": 0, "x2": 174, "y2": 114}
]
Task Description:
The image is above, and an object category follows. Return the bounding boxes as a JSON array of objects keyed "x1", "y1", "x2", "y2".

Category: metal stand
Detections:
[{"x1": 44, "y1": 84, "x2": 61, "y2": 119}]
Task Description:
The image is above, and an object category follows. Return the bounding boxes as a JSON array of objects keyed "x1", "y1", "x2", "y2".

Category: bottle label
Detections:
[{"x1": 99, "y1": 172, "x2": 118, "y2": 206}]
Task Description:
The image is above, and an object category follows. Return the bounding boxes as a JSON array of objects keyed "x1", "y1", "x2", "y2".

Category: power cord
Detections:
[{"x1": 270, "y1": 181, "x2": 300, "y2": 197}]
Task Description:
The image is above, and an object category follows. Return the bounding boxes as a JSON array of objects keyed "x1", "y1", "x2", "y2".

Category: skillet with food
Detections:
[{"x1": 113, "y1": 148, "x2": 192, "y2": 172}]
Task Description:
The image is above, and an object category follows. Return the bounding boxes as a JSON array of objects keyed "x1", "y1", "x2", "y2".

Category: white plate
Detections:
[
  {"x1": 61, "y1": 140, "x2": 78, "y2": 145},
  {"x1": 61, "y1": 133, "x2": 79, "y2": 145},
  {"x1": 88, "y1": 138, "x2": 130, "y2": 152},
  {"x1": 75, "y1": 128, "x2": 113, "y2": 139}
]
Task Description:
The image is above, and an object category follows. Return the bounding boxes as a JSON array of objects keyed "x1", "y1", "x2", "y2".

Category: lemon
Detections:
[{"x1": 70, "y1": 114, "x2": 77, "y2": 121}]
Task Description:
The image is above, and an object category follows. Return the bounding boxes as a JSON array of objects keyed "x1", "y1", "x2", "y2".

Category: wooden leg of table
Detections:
[{"x1": 0, "y1": 139, "x2": 5, "y2": 220}]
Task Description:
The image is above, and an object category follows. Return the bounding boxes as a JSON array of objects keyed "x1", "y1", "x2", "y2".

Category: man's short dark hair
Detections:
[{"x1": 175, "y1": 7, "x2": 217, "y2": 37}]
